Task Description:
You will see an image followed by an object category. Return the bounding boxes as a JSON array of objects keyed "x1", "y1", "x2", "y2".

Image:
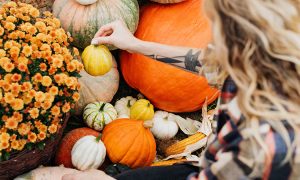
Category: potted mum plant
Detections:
[{"x1": 0, "y1": 2, "x2": 82, "y2": 179}]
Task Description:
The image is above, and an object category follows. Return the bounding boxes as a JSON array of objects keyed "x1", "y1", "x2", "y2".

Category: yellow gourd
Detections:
[
  {"x1": 82, "y1": 45, "x2": 113, "y2": 76},
  {"x1": 130, "y1": 99, "x2": 154, "y2": 120}
]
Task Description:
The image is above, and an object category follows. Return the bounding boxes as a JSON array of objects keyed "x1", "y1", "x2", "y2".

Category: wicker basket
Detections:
[{"x1": 0, "y1": 114, "x2": 69, "y2": 180}]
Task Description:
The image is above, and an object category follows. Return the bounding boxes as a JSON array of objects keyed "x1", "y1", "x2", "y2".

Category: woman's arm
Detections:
[{"x1": 91, "y1": 20, "x2": 206, "y2": 73}]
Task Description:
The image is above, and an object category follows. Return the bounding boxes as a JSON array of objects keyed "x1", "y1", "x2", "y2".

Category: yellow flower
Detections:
[
  {"x1": 4, "y1": 41, "x2": 13, "y2": 50},
  {"x1": 9, "y1": 46, "x2": 20, "y2": 58},
  {"x1": 35, "y1": 91, "x2": 45, "y2": 102},
  {"x1": 49, "y1": 86, "x2": 58, "y2": 96},
  {"x1": 27, "y1": 25, "x2": 37, "y2": 35},
  {"x1": 37, "y1": 33, "x2": 46, "y2": 42},
  {"x1": 6, "y1": 16, "x2": 16, "y2": 23},
  {"x1": 0, "y1": 141, "x2": 9, "y2": 150},
  {"x1": 17, "y1": 56, "x2": 29, "y2": 64},
  {"x1": 13, "y1": 112, "x2": 23, "y2": 122},
  {"x1": 65, "y1": 77, "x2": 77, "y2": 87},
  {"x1": 29, "y1": 108, "x2": 39, "y2": 119},
  {"x1": 28, "y1": 132, "x2": 37, "y2": 143},
  {"x1": 48, "y1": 124, "x2": 58, "y2": 134},
  {"x1": 42, "y1": 76, "x2": 52, "y2": 87},
  {"x1": 43, "y1": 11, "x2": 52, "y2": 17},
  {"x1": 22, "y1": 16, "x2": 30, "y2": 22},
  {"x1": 8, "y1": 32, "x2": 18, "y2": 39},
  {"x1": 23, "y1": 94, "x2": 33, "y2": 105},
  {"x1": 67, "y1": 61, "x2": 77, "y2": 72},
  {"x1": 17, "y1": 139, "x2": 26, "y2": 151},
  {"x1": 5, "y1": 118, "x2": 18, "y2": 130},
  {"x1": 51, "y1": 105, "x2": 60, "y2": 116},
  {"x1": 10, "y1": 98, "x2": 24, "y2": 111},
  {"x1": 35, "y1": 21, "x2": 46, "y2": 32},
  {"x1": 2, "y1": 82, "x2": 11, "y2": 92},
  {"x1": 17, "y1": 31, "x2": 25, "y2": 39},
  {"x1": 53, "y1": 18, "x2": 61, "y2": 28},
  {"x1": 11, "y1": 83, "x2": 21, "y2": 93},
  {"x1": 40, "y1": 43, "x2": 50, "y2": 51},
  {"x1": 73, "y1": 47, "x2": 79, "y2": 56},
  {"x1": 4, "y1": 92, "x2": 15, "y2": 103},
  {"x1": 21, "y1": 82, "x2": 32, "y2": 92},
  {"x1": 22, "y1": 45, "x2": 32, "y2": 57},
  {"x1": 29, "y1": 8, "x2": 39, "y2": 18},
  {"x1": 4, "y1": 22, "x2": 15, "y2": 31},
  {"x1": 0, "y1": 57, "x2": 10, "y2": 67}
]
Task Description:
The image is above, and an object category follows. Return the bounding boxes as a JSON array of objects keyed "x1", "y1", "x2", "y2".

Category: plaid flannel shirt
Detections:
[{"x1": 190, "y1": 77, "x2": 300, "y2": 180}]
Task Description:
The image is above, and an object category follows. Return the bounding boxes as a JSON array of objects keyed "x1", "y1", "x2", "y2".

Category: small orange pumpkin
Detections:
[{"x1": 102, "y1": 119, "x2": 156, "y2": 168}]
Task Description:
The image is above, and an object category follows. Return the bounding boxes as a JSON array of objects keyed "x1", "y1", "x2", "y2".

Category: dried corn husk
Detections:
[{"x1": 151, "y1": 159, "x2": 187, "y2": 167}]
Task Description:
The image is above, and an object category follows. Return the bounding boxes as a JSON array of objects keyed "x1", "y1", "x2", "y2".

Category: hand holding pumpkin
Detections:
[{"x1": 91, "y1": 20, "x2": 139, "y2": 52}]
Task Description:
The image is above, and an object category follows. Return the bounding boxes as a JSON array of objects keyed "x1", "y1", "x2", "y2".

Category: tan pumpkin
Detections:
[{"x1": 75, "y1": 58, "x2": 119, "y2": 115}]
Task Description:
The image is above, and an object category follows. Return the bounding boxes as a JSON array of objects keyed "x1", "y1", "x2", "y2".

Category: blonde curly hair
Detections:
[{"x1": 204, "y1": 0, "x2": 300, "y2": 162}]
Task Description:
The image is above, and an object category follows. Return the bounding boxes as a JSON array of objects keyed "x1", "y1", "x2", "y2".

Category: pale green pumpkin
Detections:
[
  {"x1": 53, "y1": 0, "x2": 139, "y2": 50},
  {"x1": 83, "y1": 102, "x2": 118, "y2": 131}
]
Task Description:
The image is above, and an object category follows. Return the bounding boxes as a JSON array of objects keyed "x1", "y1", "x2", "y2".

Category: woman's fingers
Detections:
[
  {"x1": 91, "y1": 36, "x2": 112, "y2": 45},
  {"x1": 94, "y1": 22, "x2": 116, "y2": 38}
]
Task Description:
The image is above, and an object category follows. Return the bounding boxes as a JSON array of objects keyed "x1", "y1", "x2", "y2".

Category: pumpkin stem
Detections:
[
  {"x1": 127, "y1": 100, "x2": 131, "y2": 108},
  {"x1": 99, "y1": 103, "x2": 106, "y2": 112},
  {"x1": 96, "y1": 134, "x2": 102, "y2": 142},
  {"x1": 143, "y1": 120, "x2": 153, "y2": 128}
]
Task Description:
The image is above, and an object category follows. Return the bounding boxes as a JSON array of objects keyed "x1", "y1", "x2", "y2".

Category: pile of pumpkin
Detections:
[{"x1": 55, "y1": 95, "x2": 211, "y2": 171}]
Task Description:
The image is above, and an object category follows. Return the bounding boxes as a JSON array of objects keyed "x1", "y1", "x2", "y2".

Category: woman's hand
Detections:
[
  {"x1": 62, "y1": 169, "x2": 115, "y2": 180},
  {"x1": 91, "y1": 20, "x2": 139, "y2": 52}
]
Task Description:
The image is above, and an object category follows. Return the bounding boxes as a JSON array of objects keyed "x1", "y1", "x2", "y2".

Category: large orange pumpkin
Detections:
[
  {"x1": 55, "y1": 127, "x2": 99, "y2": 168},
  {"x1": 120, "y1": 0, "x2": 219, "y2": 113},
  {"x1": 102, "y1": 119, "x2": 156, "y2": 168}
]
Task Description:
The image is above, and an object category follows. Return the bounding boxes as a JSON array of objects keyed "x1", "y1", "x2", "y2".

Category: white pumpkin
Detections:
[
  {"x1": 83, "y1": 102, "x2": 117, "y2": 131},
  {"x1": 114, "y1": 96, "x2": 137, "y2": 118},
  {"x1": 71, "y1": 135, "x2": 106, "y2": 171},
  {"x1": 76, "y1": 0, "x2": 98, "y2": 5},
  {"x1": 150, "y1": 111, "x2": 179, "y2": 140}
]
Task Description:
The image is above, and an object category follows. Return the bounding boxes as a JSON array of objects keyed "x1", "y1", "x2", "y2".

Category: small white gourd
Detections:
[
  {"x1": 150, "y1": 111, "x2": 179, "y2": 140},
  {"x1": 83, "y1": 102, "x2": 117, "y2": 131},
  {"x1": 114, "y1": 96, "x2": 137, "y2": 118},
  {"x1": 71, "y1": 135, "x2": 106, "y2": 171}
]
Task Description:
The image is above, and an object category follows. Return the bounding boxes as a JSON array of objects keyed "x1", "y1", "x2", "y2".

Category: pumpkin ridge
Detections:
[
  {"x1": 144, "y1": 130, "x2": 156, "y2": 166},
  {"x1": 119, "y1": 124, "x2": 144, "y2": 165}
]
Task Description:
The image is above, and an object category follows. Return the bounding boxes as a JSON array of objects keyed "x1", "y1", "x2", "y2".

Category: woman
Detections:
[{"x1": 63, "y1": 0, "x2": 300, "y2": 179}]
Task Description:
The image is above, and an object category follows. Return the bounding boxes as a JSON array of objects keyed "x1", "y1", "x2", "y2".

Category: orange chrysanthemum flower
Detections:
[
  {"x1": 11, "y1": 140, "x2": 19, "y2": 150},
  {"x1": 0, "y1": 49, "x2": 6, "y2": 57},
  {"x1": 66, "y1": 61, "x2": 76, "y2": 72},
  {"x1": 34, "y1": 101, "x2": 42, "y2": 108},
  {"x1": 4, "y1": 22, "x2": 15, "y2": 31},
  {"x1": 33, "y1": 73, "x2": 43, "y2": 82},
  {"x1": 52, "y1": 58, "x2": 63, "y2": 68},
  {"x1": 28, "y1": 89, "x2": 36, "y2": 97},
  {"x1": 8, "y1": 32, "x2": 18, "y2": 39},
  {"x1": 0, "y1": 141, "x2": 9, "y2": 150},
  {"x1": 51, "y1": 105, "x2": 60, "y2": 116},
  {"x1": 41, "y1": 76, "x2": 52, "y2": 87},
  {"x1": 13, "y1": 112, "x2": 23, "y2": 122},
  {"x1": 35, "y1": 91, "x2": 45, "y2": 102},
  {"x1": 29, "y1": 108, "x2": 39, "y2": 119},
  {"x1": 23, "y1": 94, "x2": 33, "y2": 105},
  {"x1": 21, "y1": 82, "x2": 32, "y2": 92},
  {"x1": 48, "y1": 124, "x2": 58, "y2": 134},
  {"x1": 17, "y1": 56, "x2": 29, "y2": 65},
  {"x1": 11, "y1": 73, "x2": 22, "y2": 82},
  {"x1": 2, "y1": 82, "x2": 11, "y2": 92},
  {"x1": 22, "y1": 45, "x2": 32, "y2": 57},
  {"x1": 62, "y1": 103, "x2": 71, "y2": 113},
  {"x1": 76, "y1": 62, "x2": 84, "y2": 72},
  {"x1": 0, "y1": 132, "x2": 10, "y2": 142},
  {"x1": 11, "y1": 83, "x2": 21, "y2": 93},
  {"x1": 4, "y1": 92, "x2": 15, "y2": 103},
  {"x1": 10, "y1": 98, "x2": 24, "y2": 111},
  {"x1": 0, "y1": 27, "x2": 4, "y2": 36},
  {"x1": 10, "y1": 134, "x2": 17, "y2": 141},
  {"x1": 6, "y1": 16, "x2": 16, "y2": 23},
  {"x1": 18, "y1": 63, "x2": 27, "y2": 72},
  {"x1": 37, "y1": 132, "x2": 46, "y2": 140},
  {"x1": 4, "y1": 62, "x2": 15, "y2": 72},
  {"x1": 0, "y1": 57, "x2": 10, "y2": 67},
  {"x1": 38, "y1": 124, "x2": 47, "y2": 133},
  {"x1": 73, "y1": 47, "x2": 79, "y2": 56},
  {"x1": 39, "y1": 63, "x2": 47, "y2": 71},
  {"x1": 28, "y1": 132, "x2": 37, "y2": 143},
  {"x1": 72, "y1": 92, "x2": 80, "y2": 102},
  {"x1": 48, "y1": 66, "x2": 57, "y2": 75},
  {"x1": 42, "y1": 100, "x2": 52, "y2": 110},
  {"x1": 49, "y1": 86, "x2": 58, "y2": 96},
  {"x1": 27, "y1": 26, "x2": 37, "y2": 35},
  {"x1": 35, "y1": 21, "x2": 46, "y2": 32},
  {"x1": 5, "y1": 118, "x2": 18, "y2": 129}
]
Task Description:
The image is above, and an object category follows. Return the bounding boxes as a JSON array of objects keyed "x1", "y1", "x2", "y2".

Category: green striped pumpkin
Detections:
[
  {"x1": 83, "y1": 102, "x2": 118, "y2": 131},
  {"x1": 52, "y1": 0, "x2": 139, "y2": 50}
]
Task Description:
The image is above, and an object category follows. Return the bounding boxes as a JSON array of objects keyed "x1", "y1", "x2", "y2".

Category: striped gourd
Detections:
[
  {"x1": 165, "y1": 132, "x2": 206, "y2": 156},
  {"x1": 151, "y1": 159, "x2": 187, "y2": 166},
  {"x1": 83, "y1": 102, "x2": 117, "y2": 131},
  {"x1": 52, "y1": 0, "x2": 139, "y2": 50}
]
